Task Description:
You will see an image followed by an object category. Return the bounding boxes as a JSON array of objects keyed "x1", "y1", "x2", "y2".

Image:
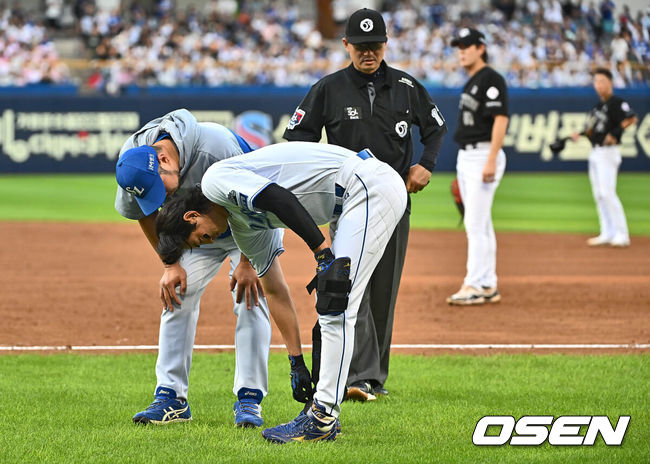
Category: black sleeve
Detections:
[
  {"x1": 419, "y1": 134, "x2": 444, "y2": 171},
  {"x1": 252, "y1": 183, "x2": 325, "y2": 250},
  {"x1": 283, "y1": 82, "x2": 326, "y2": 142},
  {"x1": 482, "y1": 72, "x2": 509, "y2": 117},
  {"x1": 411, "y1": 79, "x2": 447, "y2": 171}
]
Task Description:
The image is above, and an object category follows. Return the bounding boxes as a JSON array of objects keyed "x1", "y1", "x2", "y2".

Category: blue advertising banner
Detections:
[{"x1": 0, "y1": 88, "x2": 648, "y2": 173}]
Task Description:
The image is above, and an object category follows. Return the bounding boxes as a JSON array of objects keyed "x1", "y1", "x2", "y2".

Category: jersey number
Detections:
[{"x1": 462, "y1": 111, "x2": 475, "y2": 127}]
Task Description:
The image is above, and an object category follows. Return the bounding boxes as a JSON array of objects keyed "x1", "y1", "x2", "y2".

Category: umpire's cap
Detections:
[
  {"x1": 451, "y1": 28, "x2": 486, "y2": 47},
  {"x1": 116, "y1": 145, "x2": 167, "y2": 216},
  {"x1": 345, "y1": 8, "x2": 387, "y2": 44}
]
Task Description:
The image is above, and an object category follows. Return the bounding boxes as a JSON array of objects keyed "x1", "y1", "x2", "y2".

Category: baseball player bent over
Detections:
[
  {"x1": 155, "y1": 142, "x2": 407, "y2": 443},
  {"x1": 447, "y1": 28, "x2": 509, "y2": 306},
  {"x1": 114, "y1": 109, "x2": 310, "y2": 427},
  {"x1": 571, "y1": 68, "x2": 637, "y2": 248}
]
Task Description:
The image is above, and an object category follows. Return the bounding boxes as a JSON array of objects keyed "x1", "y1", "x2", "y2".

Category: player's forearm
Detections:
[
  {"x1": 621, "y1": 116, "x2": 637, "y2": 130},
  {"x1": 138, "y1": 213, "x2": 160, "y2": 253},
  {"x1": 489, "y1": 115, "x2": 509, "y2": 157},
  {"x1": 260, "y1": 261, "x2": 303, "y2": 356}
]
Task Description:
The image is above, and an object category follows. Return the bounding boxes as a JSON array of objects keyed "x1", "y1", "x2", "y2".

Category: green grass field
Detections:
[
  {"x1": 1, "y1": 173, "x2": 649, "y2": 235},
  {"x1": 0, "y1": 353, "x2": 647, "y2": 463},
  {"x1": 1, "y1": 172, "x2": 648, "y2": 462}
]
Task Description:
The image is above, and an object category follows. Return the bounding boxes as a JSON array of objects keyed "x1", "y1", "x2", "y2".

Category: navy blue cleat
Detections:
[
  {"x1": 132, "y1": 386, "x2": 191, "y2": 425},
  {"x1": 234, "y1": 388, "x2": 264, "y2": 428},
  {"x1": 262, "y1": 403, "x2": 338, "y2": 444}
]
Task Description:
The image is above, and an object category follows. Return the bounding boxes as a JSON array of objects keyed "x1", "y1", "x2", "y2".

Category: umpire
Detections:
[{"x1": 284, "y1": 8, "x2": 447, "y2": 401}]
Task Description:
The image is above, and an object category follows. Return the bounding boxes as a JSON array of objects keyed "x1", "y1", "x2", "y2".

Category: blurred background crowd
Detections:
[{"x1": 1, "y1": 0, "x2": 648, "y2": 93}]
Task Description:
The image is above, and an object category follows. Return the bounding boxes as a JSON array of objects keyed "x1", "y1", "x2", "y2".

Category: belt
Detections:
[
  {"x1": 462, "y1": 141, "x2": 491, "y2": 150},
  {"x1": 356, "y1": 149, "x2": 374, "y2": 159}
]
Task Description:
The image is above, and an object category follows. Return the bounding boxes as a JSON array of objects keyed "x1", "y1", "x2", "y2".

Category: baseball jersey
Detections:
[
  {"x1": 453, "y1": 66, "x2": 509, "y2": 146},
  {"x1": 586, "y1": 95, "x2": 636, "y2": 146},
  {"x1": 283, "y1": 62, "x2": 447, "y2": 175},
  {"x1": 115, "y1": 109, "x2": 243, "y2": 220},
  {"x1": 201, "y1": 142, "x2": 360, "y2": 231}
]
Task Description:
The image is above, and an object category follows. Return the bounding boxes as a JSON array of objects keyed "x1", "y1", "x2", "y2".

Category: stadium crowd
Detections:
[{"x1": 1, "y1": 0, "x2": 648, "y2": 91}]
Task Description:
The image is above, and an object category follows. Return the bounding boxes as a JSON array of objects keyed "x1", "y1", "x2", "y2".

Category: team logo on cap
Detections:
[
  {"x1": 148, "y1": 153, "x2": 156, "y2": 171},
  {"x1": 395, "y1": 121, "x2": 408, "y2": 138},
  {"x1": 459, "y1": 28, "x2": 470, "y2": 37},
  {"x1": 125, "y1": 185, "x2": 145, "y2": 197},
  {"x1": 360, "y1": 18, "x2": 374, "y2": 32}
]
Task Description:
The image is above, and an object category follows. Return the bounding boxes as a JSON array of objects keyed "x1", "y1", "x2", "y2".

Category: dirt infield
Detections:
[{"x1": 2, "y1": 222, "x2": 649, "y2": 352}]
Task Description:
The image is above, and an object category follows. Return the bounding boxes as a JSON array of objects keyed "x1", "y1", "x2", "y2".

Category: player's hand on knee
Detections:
[
  {"x1": 289, "y1": 354, "x2": 314, "y2": 403},
  {"x1": 159, "y1": 262, "x2": 187, "y2": 310},
  {"x1": 230, "y1": 260, "x2": 264, "y2": 310}
]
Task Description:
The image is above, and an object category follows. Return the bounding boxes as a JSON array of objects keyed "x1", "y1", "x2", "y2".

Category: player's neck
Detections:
[
  {"x1": 208, "y1": 205, "x2": 230, "y2": 234},
  {"x1": 155, "y1": 138, "x2": 180, "y2": 170},
  {"x1": 598, "y1": 91, "x2": 613, "y2": 102},
  {"x1": 465, "y1": 60, "x2": 486, "y2": 77}
]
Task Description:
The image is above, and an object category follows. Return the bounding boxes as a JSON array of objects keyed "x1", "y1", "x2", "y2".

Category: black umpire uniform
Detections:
[{"x1": 284, "y1": 8, "x2": 447, "y2": 396}]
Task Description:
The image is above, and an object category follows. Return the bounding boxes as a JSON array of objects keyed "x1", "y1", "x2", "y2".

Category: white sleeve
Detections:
[{"x1": 201, "y1": 164, "x2": 272, "y2": 212}]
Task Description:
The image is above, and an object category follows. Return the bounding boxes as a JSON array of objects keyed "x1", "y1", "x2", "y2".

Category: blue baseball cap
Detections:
[{"x1": 115, "y1": 145, "x2": 166, "y2": 216}]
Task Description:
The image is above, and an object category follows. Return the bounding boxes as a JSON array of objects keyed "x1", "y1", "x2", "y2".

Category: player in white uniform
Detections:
[
  {"x1": 115, "y1": 109, "x2": 309, "y2": 427},
  {"x1": 154, "y1": 142, "x2": 407, "y2": 443}
]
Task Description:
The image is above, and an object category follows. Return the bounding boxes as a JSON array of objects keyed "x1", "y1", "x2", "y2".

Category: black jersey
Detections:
[
  {"x1": 283, "y1": 62, "x2": 447, "y2": 177},
  {"x1": 586, "y1": 95, "x2": 636, "y2": 146},
  {"x1": 453, "y1": 66, "x2": 508, "y2": 146}
]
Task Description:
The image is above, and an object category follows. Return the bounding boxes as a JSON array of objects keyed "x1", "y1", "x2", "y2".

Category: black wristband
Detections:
[{"x1": 288, "y1": 354, "x2": 305, "y2": 368}]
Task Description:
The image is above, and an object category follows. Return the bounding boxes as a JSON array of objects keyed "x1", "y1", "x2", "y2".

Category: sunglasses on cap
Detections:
[{"x1": 352, "y1": 42, "x2": 384, "y2": 52}]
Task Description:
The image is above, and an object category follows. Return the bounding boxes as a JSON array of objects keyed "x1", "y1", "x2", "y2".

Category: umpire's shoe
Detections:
[
  {"x1": 261, "y1": 401, "x2": 338, "y2": 444},
  {"x1": 132, "y1": 386, "x2": 192, "y2": 425},
  {"x1": 345, "y1": 381, "x2": 377, "y2": 402}
]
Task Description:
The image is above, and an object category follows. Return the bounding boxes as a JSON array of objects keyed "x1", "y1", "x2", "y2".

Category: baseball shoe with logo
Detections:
[
  {"x1": 132, "y1": 386, "x2": 191, "y2": 425},
  {"x1": 446, "y1": 285, "x2": 486, "y2": 305},
  {"x1": 234, "y1": 388, "x2": 263, "y2": 428},
  {"x1": 609, "y1": 235, "x2": 630, "y2": 248},
  {"x1": 482, "y1": 286, "x2": 501, "y2": 303},
  {"x1": 587, "y1": 235, "x2": 612, "y2": 247},
  {"x1": 261, "y1": 401, "x2": 338, "y2": 444},
  {"x1": 345, "y1": 381, "x2": 377, "y2": 402}
]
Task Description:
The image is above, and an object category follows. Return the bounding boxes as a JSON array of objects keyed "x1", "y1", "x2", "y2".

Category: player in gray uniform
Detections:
[
  {"x1": 114, "y1": 109, "x2": 310, "y2": 427},
  {"x1": 154, "y1": 141, "x2": 407, "y2": 443}
]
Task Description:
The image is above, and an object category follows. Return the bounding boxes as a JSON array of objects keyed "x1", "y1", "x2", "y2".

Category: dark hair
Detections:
[
  {"x1": 482, "y1": 49, "x2": 488, "y2": 63},
  {"x1": 593, "y1": 67, "x2": 613, "y2": 81},
  {"x1": 155, "y1": 185, "x2": 214, "y2": 265}
]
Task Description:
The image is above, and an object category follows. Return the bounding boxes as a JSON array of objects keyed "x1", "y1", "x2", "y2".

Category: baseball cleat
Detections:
[
  {"x1": 262, "y1": 403, "x2": 338, "y2": 444},
  {"x1": 345, "y1": 381, "x2": 377, "y2": 402},
  {"x1": 587, "y1": 235, "x2": 612, "y2": 247},
  {"x1": 446, "y1": 285, "x2": 486, "y2": 305},
  {"x1": 482, "y1": 286, "x2": 501, "y2": 303},
  {"x1": 233, "y1": 399, "x2": 264, "y2": 428},
  {"x1": 371, "y1": 384, "x2": 389, "y2": 397},
  {"x1": 609, "y1": 235, "x2": 630, "y2": 248},
  {"x1": 132, "y1": 386, "x2": 192, "y2": 425}
]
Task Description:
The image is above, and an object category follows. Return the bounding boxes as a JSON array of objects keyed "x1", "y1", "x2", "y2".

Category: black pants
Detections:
[{"x1": 346, "y1": 206, "x2": 410, "y2": 387}]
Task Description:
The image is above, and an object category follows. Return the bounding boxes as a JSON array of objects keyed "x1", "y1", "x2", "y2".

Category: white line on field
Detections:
[{"x1": 1, "y1": 343, "x2": 649, "y2": 351}]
